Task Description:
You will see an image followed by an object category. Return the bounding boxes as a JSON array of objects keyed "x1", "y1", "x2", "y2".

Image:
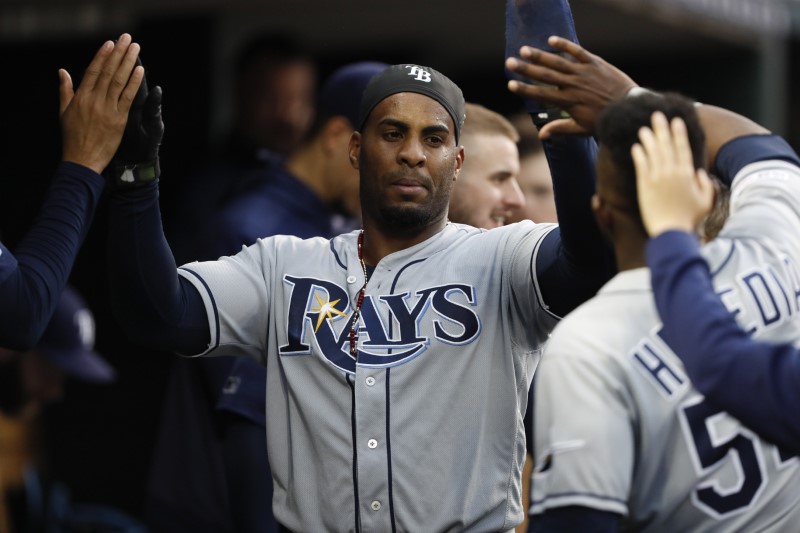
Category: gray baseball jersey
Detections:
[
  {"x1": 531, "y1": 158, "x2": 800, "y2": 531},
  {"x1": 178, "y1": 221, "x2": 558, "y2": 531}
]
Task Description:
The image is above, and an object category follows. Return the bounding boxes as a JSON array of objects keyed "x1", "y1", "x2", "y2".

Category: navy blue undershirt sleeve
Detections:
[
  {"x1": 714, "y1": 134, "x2": 800, "y2": 187},
  {"x1": 0, "y1": 162, "x2": 104, "y2": 349},
  {"x1": 647, "y1": 231, "x2": 800, "y2": 455},
  {"x1": 107, "y1": 181, "x2": 210, "y2": 355},
  {"x1": 529, "y1": 506, "x2": 621, "y2": 533},
  {"x1": 535, "y1": 134, "x2": 615, "y2": 318}
]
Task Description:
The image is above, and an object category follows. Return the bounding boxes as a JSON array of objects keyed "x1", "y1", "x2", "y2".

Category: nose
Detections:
[
  {"x1": 502, "y1": 178, "x2": 525, "y2": 210},
  {"x1": 397, "y1": 137, "x2": 427, "y2": 168}
]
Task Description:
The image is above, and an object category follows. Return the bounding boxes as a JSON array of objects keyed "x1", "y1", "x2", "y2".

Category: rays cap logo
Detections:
[{"x1": 357, "y1": 63, "x2": 466, "y2": 143}]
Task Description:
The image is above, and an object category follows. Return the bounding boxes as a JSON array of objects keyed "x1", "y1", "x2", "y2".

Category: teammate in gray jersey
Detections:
[
  {"x1": 104, "y1": 53, "x2": 610, "y2": 530},
  {"x1": 507, "y1": 38, "x2": 800, "y2": 532}
]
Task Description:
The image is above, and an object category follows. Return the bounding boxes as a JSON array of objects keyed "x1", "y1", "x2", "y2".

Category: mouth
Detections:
[
  {"x1": 389, "y1": 176, "x2": 429, "y2": 196},
  {"x1": 489, "y1": 211, "x2": 512, "y2": 227}
]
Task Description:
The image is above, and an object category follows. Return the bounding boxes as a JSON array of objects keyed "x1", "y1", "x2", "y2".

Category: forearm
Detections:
[
  {"x1": 648, "y1": 231, "x2": 800, "y2": 454},
  {"x1": 107, "y1": 182, "x2": 209, "y2": 354},
  {"x1": 536, "y1": 135, "x2": 615, "y2": 317},
  {"x1": 0, "y1": 162, "x2": 104, "y2": 349}
]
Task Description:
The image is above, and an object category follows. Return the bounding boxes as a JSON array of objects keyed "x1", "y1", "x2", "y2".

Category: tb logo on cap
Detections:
[{"x1": 406, "y1": 65, "x2": 431, "y2": 82}]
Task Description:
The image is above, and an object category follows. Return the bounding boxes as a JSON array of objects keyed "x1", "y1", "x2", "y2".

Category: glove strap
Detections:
[{"x1": 109, "y1": 159, "x2": 160, "y2": 187}]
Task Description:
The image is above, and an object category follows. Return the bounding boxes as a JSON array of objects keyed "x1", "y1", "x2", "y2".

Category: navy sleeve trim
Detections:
[{"x1": 715, "y1": 134, "x2": 800, "y2": 187}]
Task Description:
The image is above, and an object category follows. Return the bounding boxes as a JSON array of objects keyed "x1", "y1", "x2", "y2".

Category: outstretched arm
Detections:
[
  {"x1": 102, "y1": 52, "x2": 210, "y2": 355},
  {"x1": 506, "y1": 36, "x2": 774, "y2": 175},
  {"x1": 0, "y1": 35, "x2": 143, "y2": 349},
  {"x1": 647, "y1": 232, "x2": 800, "y2": 455},
  {"x1": 505, "y1": 0, "x2": 615, "y2": 319}
]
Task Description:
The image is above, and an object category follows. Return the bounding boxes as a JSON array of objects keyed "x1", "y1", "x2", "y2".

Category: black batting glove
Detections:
[{"x1": 105, "y1": 57, "x2": 164, "y2": 187}]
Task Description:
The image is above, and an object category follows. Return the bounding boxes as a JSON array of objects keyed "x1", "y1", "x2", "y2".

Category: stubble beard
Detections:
[{"x1": 368, "y1": 178, "x2": 453, "y2": 237}]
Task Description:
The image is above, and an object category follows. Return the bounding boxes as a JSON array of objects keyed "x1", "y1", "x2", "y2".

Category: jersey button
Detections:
[
  {"x1": 367, "y1": 439, "x2": 378, "y2": 449},
  {"x1": 371, "y1": 500, "x2": 381, "y2": 511},
  {"x1": 365, "y1": 376, "x2": 376, "y2": 386},
  {"x1": 347, "y1": 275, "x2": 357, "y2": 284}
]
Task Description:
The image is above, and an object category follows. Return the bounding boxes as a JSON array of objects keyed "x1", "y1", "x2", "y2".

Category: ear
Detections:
[
  {"x1": 322, "y1": 116, "x2": 353, "y2": 155},
  {"x1": 453, "y1": 145, "x2": 465, "y2": 181},
  {"x1": 348, "y1": 131, "x2": 361, "y2": 170},
  {"x1": 591, "y1": 194, "x2": 613, "y2": 235}
]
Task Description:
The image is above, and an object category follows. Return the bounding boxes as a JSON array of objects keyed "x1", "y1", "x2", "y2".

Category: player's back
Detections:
[
  {"x1": 699, "y1": 158, "x2": 800, "y2": 348},
  {"x1": 532, "y1": 267, "x2": 800, "y2": 532}
]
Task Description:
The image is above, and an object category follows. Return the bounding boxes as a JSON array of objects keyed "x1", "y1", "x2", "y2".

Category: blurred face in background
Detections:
[
  {"x1": 508, "y1": 150, "x2": 557, "y2": 224},
  {"x1": 448, "y1": 131, "x2": 524, "y2": 229},
  {"x1": 237, "y1": 57, "x2": 317, "y2": 155}
]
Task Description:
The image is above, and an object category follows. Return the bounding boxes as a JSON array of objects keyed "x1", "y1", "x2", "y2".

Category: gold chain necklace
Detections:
[{"x1": 349, "y1": 230, "x2": 369, "y2": 358}]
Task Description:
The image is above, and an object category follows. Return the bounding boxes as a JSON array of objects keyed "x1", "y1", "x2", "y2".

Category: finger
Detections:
[
  {"x1": 506, "y1": 56, "x2": 571, "y2": 88},
  {"x1": 637, "y1": 125, "x2": 659, "y2": 169},
  {"x1": 518, "y1": 46, "x2": 577, "y2": 74},
  {"x1": 78, "y1": 40, "x2": 113, "y2": 92},
  {"x1": 670, "y1": 117, "x2": 694, "y2": 175},
  {"x1": 58, "y1": 69, "x2": 74, "y2": 116},
  {"x1": 109, "y1": 42, "x2": 141, "y2": 104},
  {"x1": 507, "y1": 78, "x2": 572, "y2": 109},
  {"x1": 94, "y1": 33, "x2": 133, "y2": 95},
  {"x1": 118, "y1": 65, "x2": 145, "y2": 113},
  {"x1": 649, "y1": 111, "x2": 674, "y2": 168},
  {"x1": 631, "y1": 142, "x2": 650, "y2": 185},
  {"x1": 546, "y1": 36, "x2": 596, "y2": 64}
]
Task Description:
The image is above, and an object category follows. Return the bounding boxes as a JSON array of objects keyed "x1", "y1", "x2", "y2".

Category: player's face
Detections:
[
  {"x1": 448, "y1": 132, "x2": 523, "y2": 229},
  {"x1": 507, "y1": 151, "x2": 557, "y2": 224},
  {"x1": 351, "y1": 92, "x2": 464, "y2": 235},
  {"x1": 238, "y1": 59, "x2": 317, "y2": 156}
]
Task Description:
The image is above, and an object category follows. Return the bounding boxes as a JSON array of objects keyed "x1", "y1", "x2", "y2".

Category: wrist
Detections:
[
  {"x1": 646, "y1": 220, "x2": 696, "y2": 237},
  {"x1": 626, "y1": 86, "x2": 659, "y2": 99},
  {"x1": 61, "y1": 154, "x2": 106, "y2": 175},
  {"x1": 107, "y1": 158, "x2": 160, "y2": 188}
]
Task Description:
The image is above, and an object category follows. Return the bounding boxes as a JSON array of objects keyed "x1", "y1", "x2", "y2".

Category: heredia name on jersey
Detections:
[{"x1": 279, "y1": 275, "x2": 481, "y2": 373}]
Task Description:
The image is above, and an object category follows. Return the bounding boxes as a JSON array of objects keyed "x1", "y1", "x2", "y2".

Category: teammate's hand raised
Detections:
[
  {"x1": 60, "y1": 33, "x2": 144, "y2": 174},
  {"x1": 632, "y1": 111, "x2": 716, "y2": 237},
  {"x1": 505, "y1": 36, "x2": 636, "y2": 139}
]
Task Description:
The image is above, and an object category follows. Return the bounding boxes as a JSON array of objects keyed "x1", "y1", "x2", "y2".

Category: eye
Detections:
[
  {"x1": 426, "y1": 135, "x2": 444, "y2": 147},
  {"x1": 383, "y1": 130, "x2": 402, "y2": 141}
]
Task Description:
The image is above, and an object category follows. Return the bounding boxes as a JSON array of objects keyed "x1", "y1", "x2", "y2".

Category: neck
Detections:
[
  {"x1": 612, "y1": 229, "x2": 648, "y2": 272},
  {"x1": 360, "y1": 216, "x2": 448, "y2": 266}
]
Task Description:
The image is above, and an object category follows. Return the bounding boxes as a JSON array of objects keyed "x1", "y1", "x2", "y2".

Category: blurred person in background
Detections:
[
  {"x1": 0, "y1": 286, "x2": 137, "y2": 532},
  {"x1": 167, "y1": 33, "x2": 319, "y2": 264},
  {"x1": 447, "y1": 102, "x2": 525, "y2": 229}
]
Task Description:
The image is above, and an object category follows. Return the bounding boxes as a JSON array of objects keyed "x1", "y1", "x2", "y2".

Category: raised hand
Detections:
[
  {"x1": 505, "y1": 36, "x2": 636, "y2": 138},
  {"x1": 632, "y1": 112, "x2": 716, "y2": 236},
  {"x1": 105, "y1": 56, "x2": 165, "y2": 187},
  {"x1": 60, "y1": 33, "x2": 144, "y2": 174}
]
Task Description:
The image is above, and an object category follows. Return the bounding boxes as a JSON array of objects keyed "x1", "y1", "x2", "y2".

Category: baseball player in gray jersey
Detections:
[
  {"x1": 104, "y1": 56, "x2": 609, "y2": 531},
  {"x1": 507, "y1": 38, "x2": 800, "y2": 532}
]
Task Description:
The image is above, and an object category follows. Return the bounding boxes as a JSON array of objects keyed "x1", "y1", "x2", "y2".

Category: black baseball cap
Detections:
[
  {"x1": 36, "y1": 286, "x2": 115, "y2": 384},
  {"x1": 357, "y1": 64, "x2": 466, "y2": 143}
]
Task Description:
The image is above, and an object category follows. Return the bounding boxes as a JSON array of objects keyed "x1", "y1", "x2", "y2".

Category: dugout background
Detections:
[{"x1": 0, "y1": 0, "x2": 797, "y2": 519}]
